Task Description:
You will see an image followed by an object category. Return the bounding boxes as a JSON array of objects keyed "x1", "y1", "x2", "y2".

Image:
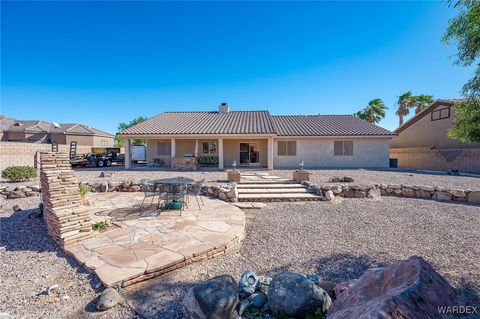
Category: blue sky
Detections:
[{"x1": 1, "y1": 1, "x2": 474, "y2": 134}]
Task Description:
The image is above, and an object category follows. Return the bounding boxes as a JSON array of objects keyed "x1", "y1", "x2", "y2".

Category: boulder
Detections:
[
  {"x1": 249, "y1": 292, "x2": 267, "y2": 308},
  {"x1": 29, "y1": 185, "x2": 41, "y2": 192},
  {"x1": 343, "y1": 189, "x2": 355, "y2": 198},
  {"x1": 324, "y1": 190, "x2": 334, "y2": 201},
  {"x1": 450, "y1": 189, "x2": 466, "y2": 198},
  {"x1": 239, "y1": 271, "x2": 260, "y2": 298},
  {"x1": 96, "y1": 287, "x2": 121, "y2": 311},
  {"x1": 468, "y1": 191, "x2": 480, "y2": 203},
  {"x1": 218, "y1": 192, "x2": 227, "y2": 201},
  {"x1": 328, "y1": 256, "x2": 466, "y2": 319},
  {"x1": 99, "y1": 182, "x2": 109, "y2": 192},
  {"x1": 99, "y1": 171, "x2": 113, "y2": 178},
  {"x1": 416, "y1": 190, "x2": 432, "y2": 199},
  {"x1": 12, "y1": 204, "x2": 22, "y2": 212},
  {"x1": 354, "y1": 191, "x2": 366, "y2": 198},
  {"x1": 268, "y1": 272, "x2": 332, "y2": 318},
  {"x1": 366, "y1": 188, "x2": 381, "y2": 200},
  {"x1": 433, "y1": 191, "x2": 451, "y2": 201},
  {"x1": 183, "y1": 275, "x2": 239, "y2": 319},
  {"x1": 128, "y1": 185, "x2": 141, "y2": 192},
  {"x1": 5, "y1": 186, "x2": 16, "y2": 192},
  {"x1": 343, "y1": 176, "x2": 354, "y2": 183},
  {"x1": 318, "y1": 280, "x2": 336, "y2": 300},
  {"x1": 401, "y1": 187, "x2": 416, "y2": 198},
  {"x1": 257, "y1": 275, "x2": 272, "y2": 295}
]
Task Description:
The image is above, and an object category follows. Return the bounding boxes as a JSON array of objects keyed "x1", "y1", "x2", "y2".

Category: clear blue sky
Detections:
[{"x1": 1, "y1": 1, "x2": 474, "y2": 134}]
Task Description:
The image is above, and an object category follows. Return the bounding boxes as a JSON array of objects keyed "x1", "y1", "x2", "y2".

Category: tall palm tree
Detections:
[
  {"x1": 354, "y1": 98, "x2": 388, "y2": 124},
  {"x1": 411, "y1": 94, "x2": 434, "y2": 114},
  {"x1": 396, "y1": 91, "x2": 414, "y2": 126}
]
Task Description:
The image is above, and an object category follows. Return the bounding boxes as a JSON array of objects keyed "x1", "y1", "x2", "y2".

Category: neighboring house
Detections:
[
  {"x1": 390, "y1": 99, "x2": 480, "y2": 173},
  {"x1": 0, "y1": 115, "x2": 114, "y2": 147},
  {"x1": 118, "y1": 103, "x2": 396, "y2": 169}
]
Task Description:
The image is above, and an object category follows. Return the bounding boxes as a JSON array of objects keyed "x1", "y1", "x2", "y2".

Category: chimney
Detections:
[{"x1": 218, "y1": 102, "x2": 230, "y2": 114}]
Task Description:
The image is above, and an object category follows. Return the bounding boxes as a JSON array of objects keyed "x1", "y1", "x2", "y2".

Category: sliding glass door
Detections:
[{"x1": 239, "y1": 143, "x2": 260, "y2": 165}]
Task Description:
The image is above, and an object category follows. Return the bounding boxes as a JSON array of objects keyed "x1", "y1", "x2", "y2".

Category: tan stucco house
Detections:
[
  {"x1": 390, "y1": 99, "x2": 480, "y2": 173},
  {"x1": 118, "y1": 103, "x2": 396, "y2": 170},
  {"x1": 0, "y1": 116, "x2": 114, "y2": 147}
]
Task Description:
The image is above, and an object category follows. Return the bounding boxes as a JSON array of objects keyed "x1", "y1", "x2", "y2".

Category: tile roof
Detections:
[
  {"x1": 119, "y1": 111, "x2": 276, "y2": 135},
  {"x1": 119, "y1": 111, "x2": 395, "y2": 137},
  {"x1": 50, "y1": 123, "x2": 113, "y2": 137},
  {"x1": 272, "y1": 115, "x2": 395, "y2": 136}
]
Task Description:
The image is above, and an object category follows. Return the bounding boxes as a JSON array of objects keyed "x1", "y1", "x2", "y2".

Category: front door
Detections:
[{"x1": 239, "y1": 143, "x2": 260, "y2": 165}]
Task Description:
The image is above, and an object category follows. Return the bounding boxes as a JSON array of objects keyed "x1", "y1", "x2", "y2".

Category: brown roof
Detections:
[
  {"x1": 118, "y1": 111, "x2": 276, "y2": 135},
  {"x1": 272, "y1": 115, "x2": 395, "y2": 136},
  {"x1": 119, "y1": 110, "x2": 395, "y2": 137},
  {"x1": 50, "y1": 123, "x2": 113, "y2": 137},
  {"x1": 394, "y1": 99, "x2": 460, "y2": 134}
]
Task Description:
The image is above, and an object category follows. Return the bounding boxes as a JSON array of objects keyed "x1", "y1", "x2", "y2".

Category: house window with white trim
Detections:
[
  {"x1": 101, "y1": 140, "x2": 108, "y2": 146},
  {"x1": 277, "y1": 141, "x2": 296, "y2": 156},
  {"x1": 202, "y1": 142, "x2": 217, "y2": 154},
  {"x1": 334, "y1": 140, "x2": 353, "y2": 156}
]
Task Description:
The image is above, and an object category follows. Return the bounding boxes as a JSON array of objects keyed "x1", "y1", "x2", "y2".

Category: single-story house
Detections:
[
  {"x1": 0, "y1": 115, "x2": 115, "y2": 147},
  {"x1": 390, "y1": 99, "x2": 480, "y2": 173},
  {"x1": 118, "y1": 103, "x2": 396, "y2": 170}
]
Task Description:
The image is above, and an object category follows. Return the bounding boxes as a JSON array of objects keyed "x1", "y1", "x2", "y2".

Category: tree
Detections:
[
  {"x1": 411, "y1": 94, "x2": 434, "y2": 114},
  {"x1": 443, "y1": 0, "x2": 480, "y2": 142},
  {"x1": 395, "y1": 92, "x2": 415, "y2": 126},
  {"x1": 115, "y1": 116, "x2": 148, "y2": 147},
  {"x1": 354, "y1": 98, "x2": 388, "y2": 124}
]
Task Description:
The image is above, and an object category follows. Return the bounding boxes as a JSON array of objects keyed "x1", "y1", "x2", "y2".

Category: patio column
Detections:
[
  {"x1": 218, "y1": 137, "x2": 224, "y2": 170},
  {"x1": 194, "y1": 139, "x2": 199, "y2": 157},
  {"x1": 124, "y1": 138, "x2": 131, "y2": 169},
  {"x1": 267, "y1": 136, "x2": 273, "y2": 170},
  {"x1": 171, "y1": 138, "x2": 176, "y2": 169}
]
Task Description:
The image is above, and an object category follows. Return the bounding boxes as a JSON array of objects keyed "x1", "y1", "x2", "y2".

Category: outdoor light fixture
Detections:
[
  {"x1": 299, "y1": 160, "x2": 304, "y2": 171},
  {"x1": 232, "y1": 160, "x2": 237, "y2": 170}
]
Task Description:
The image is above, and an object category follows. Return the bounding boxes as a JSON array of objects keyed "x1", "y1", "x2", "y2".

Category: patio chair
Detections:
[
  {"x1": 138, "y1": 179, "x2": 157, "y2": 212},
  {"x1": 187, "y1": 178, "x2": 205, "y2": 210}
]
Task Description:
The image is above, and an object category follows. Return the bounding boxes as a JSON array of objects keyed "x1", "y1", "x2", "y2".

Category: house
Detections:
[
  {"x1": 0, "y1": 115, "x2": 115, "y2": 147},
  {"x1": 118, "y1": 103, "x2": 396, "y2": 169},
  {"x1": 390, "y1": 99, "x2": 480, "y2": 173}
]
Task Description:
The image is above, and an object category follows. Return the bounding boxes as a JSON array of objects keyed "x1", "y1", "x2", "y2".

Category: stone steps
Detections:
[
  {"x1": 238, "y1": 193, "x2": 322, "y2": 202},
  {"x1": 239, "y1": 179, "x2": 291, "y2": 184},
  {"x1": 237, "y1": 183, "x2": 305, "y2": 189},
  {"x1": 237, "y1": 188, "x2": 314, "y2": 194}
]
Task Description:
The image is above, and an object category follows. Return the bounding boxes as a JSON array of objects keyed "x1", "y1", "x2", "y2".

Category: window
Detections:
[
  {"x1": 202, "y1": 142, "x2": 217, "y2": 154},
  {"x1": 277, "y1": 141, "x2": 296, "y2": 156},
  {"x1": 101, "y1": 140, "x2": 108, "y2": 146},
  {"x1": 334, "y1": 140, "x2": 354, "y2": 156},
  {"x1": 157, "y1": 142, "x2": 171, "y2": 155},
  {"x1": 431, "y1": 107, "x2": 450, "y2": 121}
]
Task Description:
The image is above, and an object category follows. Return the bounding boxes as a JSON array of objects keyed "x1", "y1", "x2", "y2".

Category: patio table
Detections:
[{"x1": 153, "y1": 177, "x2": 195, "y2": 210}]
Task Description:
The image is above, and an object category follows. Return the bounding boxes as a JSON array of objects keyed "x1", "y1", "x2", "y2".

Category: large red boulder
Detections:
[{"x1": 327, "y1": 256, "x2": 466, "y2": 319}]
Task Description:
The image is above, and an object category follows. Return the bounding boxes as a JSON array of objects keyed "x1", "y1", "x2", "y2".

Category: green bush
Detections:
[
  {"x1": 79, "y1": 183, "x2": 91, "y2": 197},
  {"x1": 92, "y1": 221, "x2": 109, "y2": 231},
  {"x1": 1, "y1": 166, "x2": 37, "y2": 182}
]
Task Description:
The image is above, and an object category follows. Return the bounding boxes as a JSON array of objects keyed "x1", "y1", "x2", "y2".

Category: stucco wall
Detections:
[
  {"x1": 146, "y1": 139, "x2": 172, "y2": 166},
  {"x1": 390, "y1": 103, "x2": 480, "y2": 149},
  {"x1": 273, "y1": 138, "x2": 390, "y2": 168},
  {"x1": 223, "y1": 139, "x2": 268, "y2": 167}
]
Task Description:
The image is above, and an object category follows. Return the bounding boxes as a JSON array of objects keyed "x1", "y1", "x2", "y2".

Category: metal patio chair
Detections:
[
  {"x1": 187, "y1": 178, "x2": 205, "y2": 210},
  {"x1": 138, "y1": 179, "x2": 158, "y2": 212}
]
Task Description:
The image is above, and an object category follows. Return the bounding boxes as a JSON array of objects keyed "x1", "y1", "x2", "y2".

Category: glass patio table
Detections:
[{"x1": 153, "y1": 177, "x2": 195, "y2": 210}]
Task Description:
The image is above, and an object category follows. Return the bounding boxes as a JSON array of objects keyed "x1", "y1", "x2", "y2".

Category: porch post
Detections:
[
  {"x1": 194, "y1": 139, "x2": 199, "y2": 156},
  {"x1": 124, "y1": 138, "x2": 131, "y2": 169},
  {"x1": 267, "y1": 137, "x2": 273, "y2": 170},
  {"x1": 218, "y1": 138, "x2": 224, "y2": 170},
  {"x1": 171, "y1": 138, "x2": 176, "y2": 169}
]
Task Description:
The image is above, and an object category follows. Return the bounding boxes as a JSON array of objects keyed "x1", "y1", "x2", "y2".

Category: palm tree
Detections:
[
  {"x1": 396, "y1": 91, "x2": 414, "y2": 126},
  {"x1": 411, "y1": 94, "x2": 434, "y2": 114},
  {"x1": 354, "y1": 98, "x2": 388, "y2": 124}
]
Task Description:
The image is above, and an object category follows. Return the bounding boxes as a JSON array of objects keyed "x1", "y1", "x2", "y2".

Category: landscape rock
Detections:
[
  {"x1": 128, "y1": 185, "x2": 141, "y2": 192},
  {"x1": 450, "y1": 189, "x2": 466, "y2": 198},
  {"x1": 318, "y1": 280, "x2": 336, "y2": 300},
  {"x1": 12, "y1": 204, "x2": 21, "y2": 212},
  {"x1": 324, "y1": 190, "x2": 334, "y2": 201},
  {"x1": 0, "y1": 313, "x2": 12, "y2": 319},
  {"x1": 248, "y1": 292, "x2": 267, "y2": 308},
  {"x1": 467, "y1": 190, "x2": 480, "y2": 203},
  {"x1": 29, "y1": 185, "x2": 41, "y2": 192},
  {"x1": 7, "y1": 191, "x2": 26, "y2": 199},
  {"x1": 268, "y1": 272, "x2": 332, "y2": 318},
  {"x1": 257, "y1": 275, "x2": 272, "y2": 295},
  {"x1": 99, "y1": 182, "x2": 109, "y2": 192},
  {"x1": 328, "y1": 256, "x2": 466, "y2": 319},
  {"x1": 4, "y1": 186, "x2": 16, "y2": 192},
  {"x1": 401, "y1": 187, "x2": 416, "y2": 198},
  {"x1": 99, "y1": 171, "x2": 113, "y2": 178},
  {"x1": 218, "y1": 192, "x2": 227, "y2": 201},
  {"x1": 354, "y1": 191, "x2": 366, "y2": 198},
  {"x1": 433, "y1": 191, "x2": 451, "y2": 201},
  {"x1": 343, "y1": 176, "x2": 354, "y2": 182},
  {"x1": 183, "y1": 275, "x2": 239, "y2": 319},
  {"x1": 239, "y1": 271, "x2": 260, "y2": 298},
  {"x1": 366, "y1": 188, "x2": 381, "y2": 199},
  {"x1": 96, "y1": 287, "x2": 121, "y2": 311}
]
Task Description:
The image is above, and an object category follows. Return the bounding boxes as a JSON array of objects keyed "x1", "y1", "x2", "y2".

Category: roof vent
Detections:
[{"x1": 219, "y1": 102, "x2": 230, "y2": 114}]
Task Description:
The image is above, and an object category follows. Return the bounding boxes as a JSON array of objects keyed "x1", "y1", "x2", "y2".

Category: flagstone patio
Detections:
[{"x1": 64, "y1": 192, "x2": 246, "y2": 287}]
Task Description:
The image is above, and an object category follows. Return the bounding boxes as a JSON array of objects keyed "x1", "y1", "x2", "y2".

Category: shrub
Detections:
[
  {"x1": 1, "y1": 166, "x2": 37, "y2": 182},
  {"x1": 79, "y1": 183, "x2": 90, "y2": 197},
  {"x1": 92, "y1": 221, "x2": 109, "y2": 231}
]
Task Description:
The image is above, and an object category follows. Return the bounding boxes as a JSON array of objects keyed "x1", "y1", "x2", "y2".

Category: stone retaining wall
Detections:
[
  {"x1": 302, "y1": 181, "x2": 480, "y2": 203},
  {"x1": 40, "y1": 152, "x2": 92, "y2": 247}
]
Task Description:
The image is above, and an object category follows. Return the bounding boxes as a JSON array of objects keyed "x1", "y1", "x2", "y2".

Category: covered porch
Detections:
[{"x1": 124, "y1": 135, "x2": 274, "y2": 170}]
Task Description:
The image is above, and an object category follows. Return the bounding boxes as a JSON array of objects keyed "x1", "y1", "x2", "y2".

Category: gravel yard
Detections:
[{"x1": 1, "y1": 168, "x2": 480, "y2": 318}]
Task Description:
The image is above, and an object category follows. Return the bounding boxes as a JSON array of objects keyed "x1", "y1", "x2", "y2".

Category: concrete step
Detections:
[
  {"x1": 239, "y1": 179, "x2": 291, "y2": 184},
  {"x1": 237, "y1": 183, "x2": 304, "y2": 189},
  {"x1": 237, "y1": 188, "x2": 313, "y2": 194},
  {"x1": 238, "y1": 193, "x2": 322, "y2": 202}
]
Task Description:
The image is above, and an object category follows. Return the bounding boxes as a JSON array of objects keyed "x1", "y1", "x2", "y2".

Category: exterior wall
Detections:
[
  {"x1": 4, "y1": 132, "x2": 27, "y2": 142},
  {"x1": 390, "y1": 103, "x2": 480, "y2": 149},
  {"x1": 223, "y1": 139, "x2": 268, "y2": 167},
  {"x1": 0, "y1": 141, "x2": 91, "y2": 172},
  {"x1": 146, "y1": 139, "x2": 172, "y2": 166},
  {"x1": 92, "y1": 135, "x2": 114, "y2": 147},
  {"x1": 273, "y1": 137, "x2": 390, "y2": 168},
  {"x1": 390, "y1": 148, "x2": 480, "y2": 173}
]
